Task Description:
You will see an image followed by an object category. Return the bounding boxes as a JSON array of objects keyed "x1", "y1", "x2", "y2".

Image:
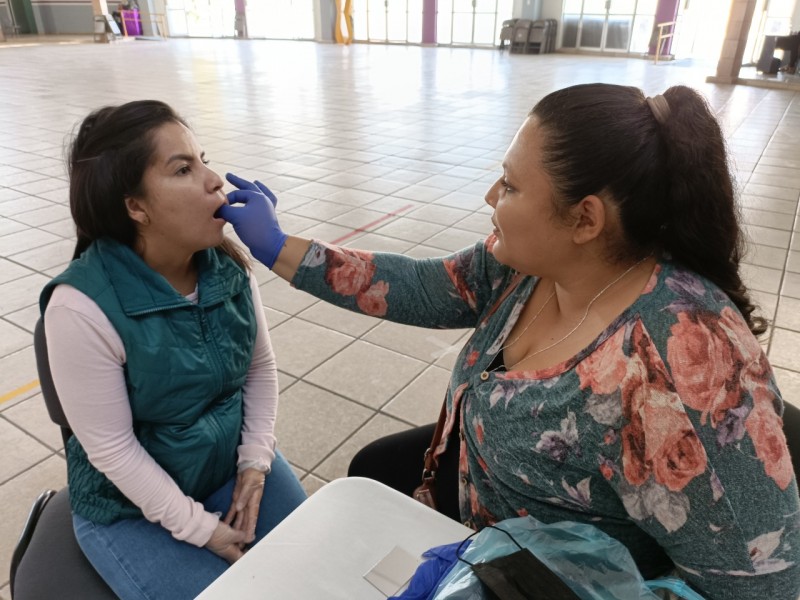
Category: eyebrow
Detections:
[{"x1": 165, "y1": 151, "x2": 205, "y2": 165}]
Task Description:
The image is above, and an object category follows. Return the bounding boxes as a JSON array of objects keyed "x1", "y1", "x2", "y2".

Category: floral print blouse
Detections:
[{"x1": 291, "y1": 236, "x2": 800, "y2": 600}]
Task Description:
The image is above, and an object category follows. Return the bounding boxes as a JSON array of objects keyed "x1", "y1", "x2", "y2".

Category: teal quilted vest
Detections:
[{"x1": 40, "y1": 238, "x2": 256, "y2": 525}]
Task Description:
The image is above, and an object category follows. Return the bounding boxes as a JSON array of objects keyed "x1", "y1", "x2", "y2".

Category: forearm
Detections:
[
  {"x1": 271, "y1": 235, "x2": 311, "y2": 283},
  {"x1": 238, "y1": 274, "x2": 279, "y2": 472},
  {"x1": 289, "y1": 238, "x2": 499, "y2": 329}
]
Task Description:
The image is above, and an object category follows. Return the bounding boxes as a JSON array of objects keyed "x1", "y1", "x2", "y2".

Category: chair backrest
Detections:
[
  {"x1": 512, "y1": 20, "x2": 531, "y2": 42},
  {"x1": 783, "y1": 401, "x2": 800, "y2": 480},
  {"x1": 33, "y1": 317, "x2": 74, "y2": 450},
  {"x1": 528, "y1": 25, "x2": 546, "y2": 43},
  {"x1": 499, "y1": 21, "x2": 515, "y2": 41}
]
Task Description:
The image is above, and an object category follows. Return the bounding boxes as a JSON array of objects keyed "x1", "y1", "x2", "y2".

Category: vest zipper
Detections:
[
  {"x1": 128, "y1": 300, "x2": 191, "y2": 317},
  {"x1": 197, "y1": 308, "x2": 224, "y2": 397}
]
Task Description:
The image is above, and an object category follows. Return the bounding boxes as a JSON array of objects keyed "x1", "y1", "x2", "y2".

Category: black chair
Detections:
[{"x1": 9, "y1": 318, "x2": 116, "y2": 599}]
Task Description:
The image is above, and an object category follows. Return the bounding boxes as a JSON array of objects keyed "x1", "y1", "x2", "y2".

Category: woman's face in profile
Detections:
[
  {"x1": 130, "y1": 121, "x2": 229, "y2": 258},
  {"x1": 483, "y1": 117, "x2": 572, "y2": 277}
]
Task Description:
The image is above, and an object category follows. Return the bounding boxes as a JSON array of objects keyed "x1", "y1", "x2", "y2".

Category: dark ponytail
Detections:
[
  {"x1": 68, "y1": 100, "x2": 249, "y2": 269},
  {"x1": 658, "y1": 86, "x2": 764, "y2": 334},
  {"x1": 531, "y1": 83, "x2": 766, "y2": 335}
]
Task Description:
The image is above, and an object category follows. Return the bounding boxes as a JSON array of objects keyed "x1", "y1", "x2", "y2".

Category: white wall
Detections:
[
  {"x1": 792, "y1": 0, "x2": 800, "y2": 31},
  {"x1": 514, "y1": 0, "x2": 542, "y2": 20},
  {"x1": 541, "y1": 0, "x2": 561, "y2": 20},
  {"x1": 513, "y1": 0, "x2": 560, "y2": 19}
]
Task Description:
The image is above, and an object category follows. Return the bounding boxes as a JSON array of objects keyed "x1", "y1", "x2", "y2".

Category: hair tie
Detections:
[{"x1": 645, "y1": 95, "x2": 671, "y2": 125}]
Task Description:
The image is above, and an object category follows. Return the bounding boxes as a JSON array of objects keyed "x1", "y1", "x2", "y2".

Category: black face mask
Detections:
[{"x1": 458, "y1": 526, "x2": 582, "y2": 600}]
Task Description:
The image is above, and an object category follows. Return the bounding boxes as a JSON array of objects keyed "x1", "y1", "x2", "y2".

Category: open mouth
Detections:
[{"x1": 214, "y1": 190, "x2": 228, "y2": 220}]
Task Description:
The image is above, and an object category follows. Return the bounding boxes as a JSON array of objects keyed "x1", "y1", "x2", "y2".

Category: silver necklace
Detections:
[
  {"x1": 500, "y1": 289, "x2": 556, "y2": 352},
  {"x1": 480, "y1": 256, "x2": 649, "y2": 379}
]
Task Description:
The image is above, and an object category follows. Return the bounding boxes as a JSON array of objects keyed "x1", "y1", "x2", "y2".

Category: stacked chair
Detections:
[
  {"x1": 506, "y1": 18, "x2": 557, "y2": 54},
  {"x1": 498, "y1": 18, "x2": 517, "y2": 50},
  {"x1": 543, "y1": 19, "x2": 557, "y2": 53},
  {"x1": 509, "y1": 19, "x2": 531, "y2": 53}
]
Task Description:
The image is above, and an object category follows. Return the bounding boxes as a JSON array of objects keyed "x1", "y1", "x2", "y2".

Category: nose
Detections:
[
  {"x1": 206, "y1": 165, "x2": 224, "y2": 193},
  {"x1": 485, "y1": 179, "x2": 500, "y2": 208}
]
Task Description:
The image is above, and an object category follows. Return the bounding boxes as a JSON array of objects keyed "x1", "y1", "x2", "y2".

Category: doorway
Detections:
[
  {"x1": 561, "y1": 0, "x2": 657, "y2": 54},
  {"x1": 165, "y1": 0, "x2": 235, "y2": 37},
  {"x1": 437, "y1": 0, "x2": 513, "y2": 46},
  {"x1": 246, "y1": 0, "x2": 314, "y2": 39},
  {"x1": 670, "y1": 0, "x2": 730, "y2": 62},
  {"x1": 742, "y1": 0, "x2": 796, "y2": 66},
  {"x1": 351, "y1": 0, "x2": 423, "y2": 43}
]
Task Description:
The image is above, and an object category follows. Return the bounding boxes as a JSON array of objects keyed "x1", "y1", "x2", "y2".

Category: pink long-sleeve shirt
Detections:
[{"x1": 44, "y1": 273, "x2": 277, "y2": 547}]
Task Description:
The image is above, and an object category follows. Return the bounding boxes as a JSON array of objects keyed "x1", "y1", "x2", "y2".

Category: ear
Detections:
[
  {"x1": 124, "y1": 196, "x2": 150, "y2": 226},
  {"x1": 570, "y1": 194, "x2": 606, "y2": 245}
]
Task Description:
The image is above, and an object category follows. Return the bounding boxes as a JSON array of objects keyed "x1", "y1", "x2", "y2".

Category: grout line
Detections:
[{"x1": 330, "y1": 203, "x2": 415, "y2": 244}]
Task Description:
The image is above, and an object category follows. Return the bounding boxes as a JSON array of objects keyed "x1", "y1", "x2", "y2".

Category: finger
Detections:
[
  {"x1": 224, "y1": 524, "x2": 248, "y2": 546},
  {"x1": 233, "y1": 509, "x2": 246, "y2": 533},
  {"x1": 222, "y1": 504, "x2": 237, "y2": 526},
  {"x1": 226, "y1": 172, "x2": 259, "y2": 191},
  {"x1": 221, "y1": 542, "x2": 245, "y2": 564},
  {"x1": 238, "y1": 495, "x2": 258, "y2": 531},
  {"x1": 235, "y1": 483, "x2": 259, "y2": 512},
  {"x1": 225, "y1": 189, "x2": 260, "y2": 206},
  {"x1": 215, "y1": 203, "x2": 239, "y2": 223},
  {"x1": 244, "y1": 502, "x2": 261, "y2": 541},
  {"x1": 232, "y1": 526, "x2": 248, "y2": 543},
  {"x1": 227, "y1": 547, "x2": 244, "y2": 563},
  {"x1": 253, "y1": 181, "x2": 278, "y2": 206}
]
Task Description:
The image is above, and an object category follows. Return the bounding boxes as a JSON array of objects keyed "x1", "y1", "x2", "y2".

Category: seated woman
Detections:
[
  {"x1": 40, "y1": 100, "x2": 306, "y2": 600},
  {"x1": 219, "y1": 84, "x2": 800, "y2": 600}
]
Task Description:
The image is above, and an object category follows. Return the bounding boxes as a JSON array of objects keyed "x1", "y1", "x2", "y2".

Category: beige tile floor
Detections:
[{"x1": 1, "y1": 37, "x2": 800, "y2": 598}]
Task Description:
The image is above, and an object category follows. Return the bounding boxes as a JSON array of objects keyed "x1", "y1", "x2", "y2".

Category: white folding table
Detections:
[{"x1": 196, "y1": 477, "x2": 473, "y2": 599}]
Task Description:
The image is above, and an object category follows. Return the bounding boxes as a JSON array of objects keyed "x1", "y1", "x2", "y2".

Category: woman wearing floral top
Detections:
[{"x1": 218, "y1": 83, "x2": 800, "y2": 600}]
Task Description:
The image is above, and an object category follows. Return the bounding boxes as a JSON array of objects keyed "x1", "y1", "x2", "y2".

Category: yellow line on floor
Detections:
[{"x1": 0, "y1": 380, "x2": 40, "y2": 405}]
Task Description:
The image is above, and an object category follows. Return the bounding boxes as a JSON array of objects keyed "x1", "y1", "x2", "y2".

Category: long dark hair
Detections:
[
  {"x1": 531, "y1": 83, "x2": 765, "y2": 335},
  {"x1": 68, "y1": 99, "x2": 248, "y2": 268}
]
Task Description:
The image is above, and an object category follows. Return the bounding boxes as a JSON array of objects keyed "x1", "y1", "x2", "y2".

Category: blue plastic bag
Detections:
[{"x1": 430, "y1": 517, "x2": 701, "y2": 600}]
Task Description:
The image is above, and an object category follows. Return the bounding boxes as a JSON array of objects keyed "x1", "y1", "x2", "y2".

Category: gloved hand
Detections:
[{"x1": 217, "y1": 173, "x2": 287, "y2": 269}]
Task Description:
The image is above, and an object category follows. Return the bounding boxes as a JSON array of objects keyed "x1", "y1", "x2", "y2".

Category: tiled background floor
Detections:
[{"x1": 1, "y1": 37, "x2": 799, "y2": 598}]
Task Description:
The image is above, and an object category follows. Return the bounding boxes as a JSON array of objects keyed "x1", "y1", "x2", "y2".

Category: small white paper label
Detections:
[{"x1": 363, "y1": 545, "x2": 420, "y2": 597}]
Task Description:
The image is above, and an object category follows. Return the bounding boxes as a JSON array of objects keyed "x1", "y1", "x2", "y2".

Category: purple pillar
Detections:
[
  {"x1": 422, "y1": 0, "x2": 436, "y2": 44},
  {"x1": 648, "y1": 0, "x2": 680, "y2": 56}
]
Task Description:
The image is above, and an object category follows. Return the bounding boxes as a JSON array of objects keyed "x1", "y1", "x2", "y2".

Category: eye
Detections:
[
  {"x1": 501, "y1": 178, "x2": 514, "y2": 193},
  {"x1": 202, "y1": 158, "x2": 210, "y2": 166},
  {"x1": 176, "y1": 165, "x2": 191, "y2": 175}
]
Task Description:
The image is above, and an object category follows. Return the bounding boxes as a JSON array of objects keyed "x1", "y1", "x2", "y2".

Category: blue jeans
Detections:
[{"x1": 73, "y1": 449, "x2": 306, "y2": 600}]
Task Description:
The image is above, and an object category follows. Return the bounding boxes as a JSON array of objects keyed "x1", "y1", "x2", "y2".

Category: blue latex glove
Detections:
[
  {"x1": 217, "y1": 173, "x2": 288, "y2": 269},
  {"x1": 389, "y1": 540, "x2": 470, "y2": 600}
]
